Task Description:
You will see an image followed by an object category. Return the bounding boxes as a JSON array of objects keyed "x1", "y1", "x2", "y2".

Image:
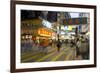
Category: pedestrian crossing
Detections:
[
  {"x1": 65, "y1": 50, "x2": 73, "y2": 60},
  {"x1": 36, "y1": 51, "x2": 56, "y2": 62},
  {"x1": 21, "y1": 46, "x2": 78, "y2": 63},
  {"x1": 22, "y1": 53, "x2": 43, "y2": 62},
  {"x1": 51, "y1": 51, "x2": 65, "y2": 61}
]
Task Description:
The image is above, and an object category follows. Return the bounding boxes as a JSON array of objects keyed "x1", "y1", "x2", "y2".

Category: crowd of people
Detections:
[
  {"x1": 75, "y1": 36, "x2": 89, "y2": 59},
  {"x1": 21, "y1": 35, "x2": 89, "y2": 59},
  {"x1": 55, "y1": 35, "x2": 90, "y2": 59},
  {"x1": 21, "y1": 38, "x2": 55, "y2": 53}
]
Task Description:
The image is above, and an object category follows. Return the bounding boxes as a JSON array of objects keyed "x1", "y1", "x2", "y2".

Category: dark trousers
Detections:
[
  {"x1": 76, "y1": 46, "x2": 80, "y2": 56},
  {"x1": 57, "y1": 45, "x2": 60, "y2": 52}
]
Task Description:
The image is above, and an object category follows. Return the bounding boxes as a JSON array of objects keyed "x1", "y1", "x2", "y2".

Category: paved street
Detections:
[{"x1": 21, "y1": 44, "x2": 82, "y2": 63}]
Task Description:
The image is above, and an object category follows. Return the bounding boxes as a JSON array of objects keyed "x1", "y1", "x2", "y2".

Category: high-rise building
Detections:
[{"x1": 79, "y1": 13, "x2": 90, "y2": 33}]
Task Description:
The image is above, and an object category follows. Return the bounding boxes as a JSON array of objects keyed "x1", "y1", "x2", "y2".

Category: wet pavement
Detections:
[{"x1": 21, "y1": 44, "x2": 84, "y2": 63}]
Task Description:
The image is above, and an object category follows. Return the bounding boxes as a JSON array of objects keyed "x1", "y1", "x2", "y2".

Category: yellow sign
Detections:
[{"x1": 68, "y1": 26, "x2": 72, "y2": 31}]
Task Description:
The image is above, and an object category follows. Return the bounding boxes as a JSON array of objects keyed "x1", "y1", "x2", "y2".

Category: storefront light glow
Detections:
[
  {"x1": 38, "y1": 28, "x2": 52, "y2": 37},
  {"x1": 26, "y1": 35, "x2": 29, "y2": 39},
  {"x1": 68, "y1": 26, "x2": 72, "y2": 31},
  {"x1": 64, "y1": 26, "x2": 68, "y2": 30},
  {"x1": 61, "y1": 25, "x2": 64, "y2": 30},
  {"x1": 61, "y1": 31, "x2": 65, "y2": 34},
  {"x1": 42, "y1": 19, "x2": 52, "y2": 28},
  {"x1": 70, "y1": 12, "x2": 80, "y2": 18}
]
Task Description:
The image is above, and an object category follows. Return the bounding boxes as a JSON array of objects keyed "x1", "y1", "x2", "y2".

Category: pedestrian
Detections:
[
  {"x1": 71, "y1": 40, "x2": 74, "y2": 47},
  {"x1": 79, "y1": 38, "x2": 89, "y2": 59},
  {"x1": 57, "y1": 39, "x2": 61, "y2": 52},
  {"x1": 76, "y1": 38, "x2": 80, "y2": 57}
]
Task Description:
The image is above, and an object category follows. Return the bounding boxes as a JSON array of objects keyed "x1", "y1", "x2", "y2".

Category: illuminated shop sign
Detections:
[
  {"x1": 42, "y1": 19, "x2": 52, "y2": 28},
  {"x1": 63, "y1": 17, "x2": 87, "y2": 25},
  {"x1": 38, "y1": 28, "x2": 52, "y2": 37}
]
